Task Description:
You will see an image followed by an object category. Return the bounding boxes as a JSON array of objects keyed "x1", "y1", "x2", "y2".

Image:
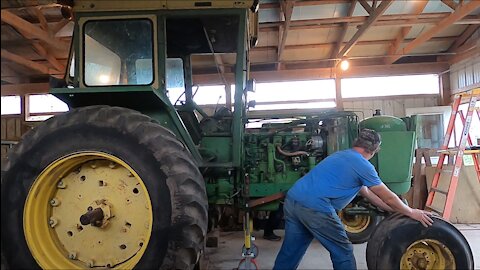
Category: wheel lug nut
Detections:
[
  {"x1": 90, "y1": 163, "x2": 97, "y2": 169},
  {"x1": 49, "y1": 217, "x2": 58, "y2": 228},
  {"x1": 109, "y1": 162, "x2": 116, "y2": 169},
  {"x1": 50, "y1": 198, "x2": 60, "y2": 206},
  {"x1": 68, "y1": 251, "x2": 77, "y2": 260},
  {"x1": 57, "y1": 180, "x2": 66, "y2": 189}
]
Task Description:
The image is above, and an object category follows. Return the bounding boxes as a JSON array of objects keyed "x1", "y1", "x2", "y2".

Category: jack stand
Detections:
[{"x1": 237, "y1": 211, "x2": 258, "y2": 270}]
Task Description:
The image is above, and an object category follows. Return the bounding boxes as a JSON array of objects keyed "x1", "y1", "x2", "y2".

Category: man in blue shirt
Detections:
[{"x1": 273, "y1": 129, "x2": 433, "y2": 270}]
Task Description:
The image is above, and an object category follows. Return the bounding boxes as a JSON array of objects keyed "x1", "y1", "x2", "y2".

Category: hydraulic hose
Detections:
[{"x1": 276, "y1": 145, "x2": 309, "y2": 157}]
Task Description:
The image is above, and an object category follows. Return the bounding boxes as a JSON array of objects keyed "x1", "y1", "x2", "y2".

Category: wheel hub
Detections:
[
  {"x1": 24, "y1": 152, "x2": 153, "y2": 269},
  {"x1": 339, "y1": 211, "x2": 371, "y2": 233},
  {"x1": 400, "y1": 239, "x2": 455, "y2": 270}
]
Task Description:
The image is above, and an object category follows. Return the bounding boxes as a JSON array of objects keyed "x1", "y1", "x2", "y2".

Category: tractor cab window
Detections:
[
  {"x1": 83, "y1": 19, "x2": 154, "y2": 86},
  {"x1": 166, "y1": 58, "x2": 185, "y2": 104}
]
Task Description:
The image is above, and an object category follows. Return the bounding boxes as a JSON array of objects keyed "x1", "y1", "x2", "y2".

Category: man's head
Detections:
[{"x1": 353, "y1": 129, "x2": 381, "y2": 156}]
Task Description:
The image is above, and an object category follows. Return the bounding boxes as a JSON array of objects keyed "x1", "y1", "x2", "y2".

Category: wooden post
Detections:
[
  {"x1": 335, "y1": 77, "x2": 343, "y2": 110},
  {"x1": 439, "y1": 73, "x2": 451, "y2": 106}
]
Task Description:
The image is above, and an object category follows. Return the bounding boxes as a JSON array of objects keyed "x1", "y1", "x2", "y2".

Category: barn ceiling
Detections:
[{"x1": 1, "y1": 0, "x2": 480, "y2": 96}]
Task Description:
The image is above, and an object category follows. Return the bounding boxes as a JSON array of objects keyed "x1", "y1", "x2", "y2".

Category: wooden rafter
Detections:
[
  {"x1": 337, "y1": 0, "x2": 393, "y2": 58},
  {"x1": 51, "y1": 19, "x2": 70, "y2": 34},
  {"x1": 277, "y1": 0, "x2": 295, "y2": 64},
  {"x1": 1, "y1": 83, "x2": 50, "y2": 96},
  {"x1": 253, "y1": 36, "x2": 457, "y2": 52},
  {"x1": 11, "y1": 24, "x2": 66, "y2": 73},
  {"x1": 330, "y1": 0, "x2": 357, "y2": 60},
  {"x1": 259, "y1": 13, "x2": 480, "y2": 31},
  {"x1": 441, "y1": 0, "x2": 458, "y2": 11},
  {"x1": 34, "y1": 7, "x2": 53, "y2": 36},
  {"x1": 386, "y1": 1, "x2": 480, "y2": 64},
  {"x1": 193, "y1": 62, "x2": 449, "y2": 85},
  {"x1": 385, "y1": 0, "x2": 429, "y2": 64},
  {"x1": 358, "y1": 0, "x2": 373, "y2": 14},
  {"x1": 1, "y1": 65, "x2": 23, "y2": 84},
  {"x1": 1, "y1": 10, "x2": 69, "y2": 52},
  {"x1": 260, "y1": 0, "x2": 349, "y2": 9},
  {"x1": 1, "y1": 49, "x2": 51, "y2": 74},
  {"x1": 448, "y1": 24, "x2": 479, "y2": 52},
  {"x1": 31, "y1": 41, "x2": 65, "y2": 72}
]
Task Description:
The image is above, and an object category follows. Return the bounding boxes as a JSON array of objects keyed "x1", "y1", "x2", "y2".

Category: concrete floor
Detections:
[{"x1": 206, "y1": 224, "x2": 480, "y2": 270}]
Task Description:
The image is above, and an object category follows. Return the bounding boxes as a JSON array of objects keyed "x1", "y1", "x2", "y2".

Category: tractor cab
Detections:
[{"x1": 53, "y1": 0, "x2": 259, "y2": 165}]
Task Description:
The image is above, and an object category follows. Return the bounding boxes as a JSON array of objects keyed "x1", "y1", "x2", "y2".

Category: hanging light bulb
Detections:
[{"x1": 340, "y1": 59, "x2": 350, "y2": 71}]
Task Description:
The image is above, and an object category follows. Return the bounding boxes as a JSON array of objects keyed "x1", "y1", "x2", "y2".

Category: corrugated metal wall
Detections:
[
  {"x1": 449, "y1": 53, "x2": 480, "y2": 93},
  {"x1": 343, "y1": 94, "x2": 439, "y2": 120}
]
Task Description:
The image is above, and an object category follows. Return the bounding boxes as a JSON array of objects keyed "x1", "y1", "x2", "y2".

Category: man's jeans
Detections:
[{"x1": 273, "y1": 197, "x2": 356, "y2": 270}]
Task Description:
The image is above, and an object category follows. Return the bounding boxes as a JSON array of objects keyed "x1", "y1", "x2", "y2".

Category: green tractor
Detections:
[{"x1": 1, "y1": 1, "x2": 473, "y2": 270}]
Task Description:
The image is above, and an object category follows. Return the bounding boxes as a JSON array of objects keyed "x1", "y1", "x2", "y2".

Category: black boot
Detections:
[{"x1": 263, "y1": 233, "x2": 281, "y2": 241}]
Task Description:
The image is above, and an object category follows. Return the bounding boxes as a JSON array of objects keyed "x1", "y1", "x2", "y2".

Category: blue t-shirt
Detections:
[{"x1": 287, "y1": 149, "x2": 382, "y2": 213}]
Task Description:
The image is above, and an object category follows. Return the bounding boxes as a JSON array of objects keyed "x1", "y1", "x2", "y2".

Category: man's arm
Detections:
[
  {"x1": 368, "y1": 183, "x2": 433, "y2": 227},
  {"x1": 359, "y1": 186, "x2": 393, "y2": 212}
]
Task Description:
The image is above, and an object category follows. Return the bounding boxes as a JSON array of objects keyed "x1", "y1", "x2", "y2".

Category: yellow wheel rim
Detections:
[
  {"x1": 339, "y1": 211, "x2": 371, "y2": 234},
  {"x1": 400, "y1": 239, "x2": 455, "y2": 270},
  {"x1": 24, "y1": 152, "x2": 153, "y2": 269}
]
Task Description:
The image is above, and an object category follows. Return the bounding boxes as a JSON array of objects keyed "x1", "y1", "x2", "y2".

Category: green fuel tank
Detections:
[{"x1": 359, "y1": 112, "x2": 415, "y2": 195}]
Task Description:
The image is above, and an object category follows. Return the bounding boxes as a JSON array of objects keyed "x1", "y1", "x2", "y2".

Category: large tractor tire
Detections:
[
  {"x1": 339, "y1": 207, "x2": 382, "y2": 244},
  {"x1": 366, "y1": 213, "x2": 473, "y2": 270},
  {"x1": 1, "y1": 106, "x2": 208, "y2": 269}
]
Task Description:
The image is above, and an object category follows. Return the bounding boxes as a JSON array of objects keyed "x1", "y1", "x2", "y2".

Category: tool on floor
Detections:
[{"x1": 237, "y1": 211, "x2": 258, "y2": 270}]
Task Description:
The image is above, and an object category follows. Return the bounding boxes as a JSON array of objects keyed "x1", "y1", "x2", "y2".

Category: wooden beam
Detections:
[
  {"x1": 385, "y1": 0, "x2": 429, "y2": 64},
  {"x1": 1, "y1": 49, "x2": 51, "y2": 74},
  {"x1": 52, "y1": 19, "x2": 70, "y2": 34},
  {"x1": 335, "y1": 77, "x2": 343, "y2": 110},
  {"x1": 277, "y1": 0, "x2": 295, "y2": 62},
  {"x1": 448, "y1": 24, "x2": 479, "y2": 52},
  {"x1": 259, "y1": 13, "x2": 480, "y2": 31},
  {"x1": 260, "y1": 0, "x2": 349, "y2": 9},
  {"x1": 439, "y1": 73, "x2": 451, "y2": 106},
  {"x1": 330, "y1": 0, "x2": 357, "y2": 60},
  {"x1": 1, "y1": 77, "x2": 22, "y2": 84},
  {"x1": 387, "y1": 27, "x2": 411, "y2": 57},
  {"x1": 193, "y1": 62, "x2": 449, "y2": 85},
  {"x1": 34, "y1": 7, "x2": 52, "y2": 37},
  {"x1": 31, "y1": 41, "x2": 65, "y2": 72},
  {"x1": 337, "y1": 0, "x2": 393, "y2": 58},
  {"x1": 358, "y1": 0, "x2": 373, "y2": 14},
  {"x1": 1, "y1": 10, "x2": 69, "y2": 51},
  {"x1": 10, "y1": 23, "x2": 66, "y2": 73},
  {"x1": 386, "y1": 1, "x2": 480, "y2": 64},
  {"x1": 253, "y1": 36, "x2": 456, "y2": 52},
  {"x1": 447, "y1": 44, "x2": 480, "y2": 65},
  {"x1": 441, "y1": 0, "x2": 458, "y2": 11},
  {"x1": 1, "y1": 83, "x2": 50, "y2": 96}
]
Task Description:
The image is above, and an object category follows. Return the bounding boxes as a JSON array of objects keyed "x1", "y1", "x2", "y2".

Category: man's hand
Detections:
[
  {"x1": 369, "y1": 184, "x2": 434, "y2": 227},
  {"x1": 409, "y1": 209, "x2": 434, "y2": 227}
]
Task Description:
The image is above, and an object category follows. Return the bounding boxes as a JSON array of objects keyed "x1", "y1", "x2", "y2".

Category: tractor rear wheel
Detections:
[
  {"x1": 1, "y1": 106, "x2": 208, "y2": 269},
  {"x1": 366, "y1": 213, "x2": 473, "y2": 270}
]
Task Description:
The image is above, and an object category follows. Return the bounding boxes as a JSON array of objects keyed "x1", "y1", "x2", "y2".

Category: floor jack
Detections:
[{"x1": 237, "y1": 211, "x2": 258, "y2": 270}]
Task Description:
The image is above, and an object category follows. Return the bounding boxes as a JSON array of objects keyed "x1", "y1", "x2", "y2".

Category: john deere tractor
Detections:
[{"x1": 1, "y1": 1, "x2": 473, "y2": 270}]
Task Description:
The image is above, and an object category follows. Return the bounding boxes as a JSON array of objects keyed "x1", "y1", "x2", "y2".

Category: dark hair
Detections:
[{"x1": 353, "y1": 129, "x2": 381, "y2": 154}]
